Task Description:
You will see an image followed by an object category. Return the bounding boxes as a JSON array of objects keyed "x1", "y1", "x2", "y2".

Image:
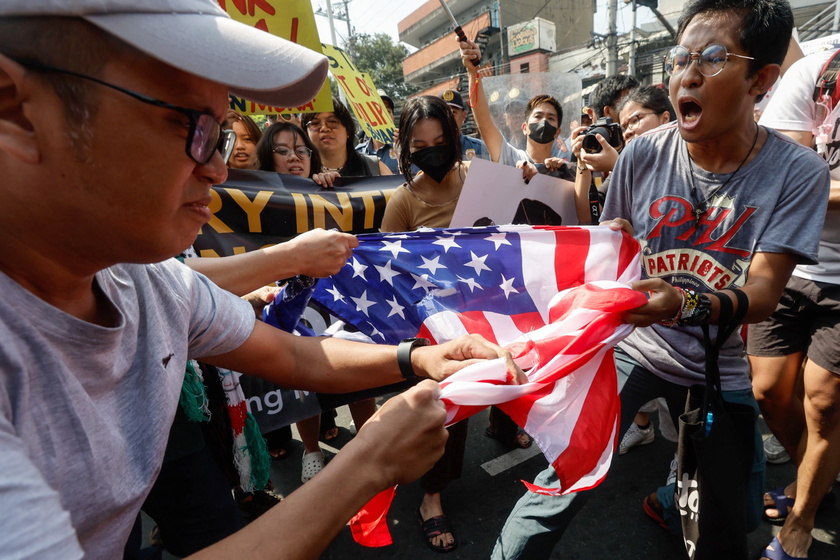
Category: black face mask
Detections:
[
  {"x1": 528, "y1": 119, "x2": 558, "y2": 145},
  {"x1": 410, "y1": 145, "x2": 455, "y2": 183}
]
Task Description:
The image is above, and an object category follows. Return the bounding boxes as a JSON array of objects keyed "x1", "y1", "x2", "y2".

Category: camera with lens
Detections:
[{"x1": 581, "y1": 117, "x2": 624, "y2": 153}]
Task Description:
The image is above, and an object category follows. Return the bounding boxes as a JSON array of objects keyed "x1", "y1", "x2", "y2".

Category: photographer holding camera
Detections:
[{"x1": 571, "y1": 75, "x2": 639, "y2": 224}]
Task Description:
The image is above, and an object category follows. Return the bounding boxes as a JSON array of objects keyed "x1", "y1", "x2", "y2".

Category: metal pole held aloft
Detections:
[{"x1": 438, "y1": 0, "x2": 481, "y2": 66}]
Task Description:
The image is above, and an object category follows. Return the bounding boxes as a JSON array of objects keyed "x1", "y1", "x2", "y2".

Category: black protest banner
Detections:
[
  {"x1": 196, "y1": 169, "x2": 404, "y2": 430},
  {"x1": 194, "y1": 169, "x2": 402, "y2": 257}
]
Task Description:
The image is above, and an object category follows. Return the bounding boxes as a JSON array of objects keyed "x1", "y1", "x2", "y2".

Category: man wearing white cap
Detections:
[{"x1": 0, "y1": 2, "x2": 516, "y2": 559}]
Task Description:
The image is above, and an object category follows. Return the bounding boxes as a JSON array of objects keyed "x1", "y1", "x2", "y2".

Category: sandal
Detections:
[
  {"x1": 268, "y1": 447, "x2": 289, "y2": 460},
  {"x1": 416, "y1": 509, "x2": 457, "y2": 553},
  {"x1": 234, "y1": 488, "x2": 282, "y2": 522},
  {"x1": 760, "y1": 536, "x2": 808, "y2": 560},
  {"x1": 763, "y1": 486, "x2": 795, "y2": 524},
  {"x1": 643, "y1": 492, "x2": 672, "y2": 533},
  {"x1": 320, "y1": 427, "x2": 339, "y2": 442},
  {"x1": 484, "y1": 426, "x2": 533, "y2": 449},
  {"x1": 763, "y1": 486, "x2": 835, "y2": 524}
]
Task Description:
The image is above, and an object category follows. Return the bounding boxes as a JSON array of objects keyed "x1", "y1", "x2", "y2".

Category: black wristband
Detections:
[{"x1": 397, "y1": 338, "x2": 430, "y2": 379}]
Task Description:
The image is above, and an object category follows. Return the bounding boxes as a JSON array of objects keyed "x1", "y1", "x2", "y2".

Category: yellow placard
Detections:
[
  {"x1": 321, "y1": 43, "x2": 395, "y2": 145},
  {"x1": 218, "y1": 0, "x2": 333, "y2": 114}
]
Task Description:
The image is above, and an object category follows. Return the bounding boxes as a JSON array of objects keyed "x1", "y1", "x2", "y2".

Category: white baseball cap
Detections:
[{"x1": 0, "y1": 0, "x2": 328, "y2": 108}]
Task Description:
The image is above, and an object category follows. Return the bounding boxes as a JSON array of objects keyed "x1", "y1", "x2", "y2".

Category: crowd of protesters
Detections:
[{"x1": 1, "y1": 1, "x2": 838, "y2": 560}]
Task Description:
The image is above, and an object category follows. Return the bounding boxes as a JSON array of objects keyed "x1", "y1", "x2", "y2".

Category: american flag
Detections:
[
  {"x1": 304, "y1": 225, "x2": 645, "y2": 545},
  {"x1": 311, "y1": 225, "x2": 640, "y2": 344}
]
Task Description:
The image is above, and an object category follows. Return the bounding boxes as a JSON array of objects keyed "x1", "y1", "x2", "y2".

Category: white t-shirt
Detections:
[
  {"x1": 760, "y1": 49, "x2": 840, "y2": 283},
  {"x1": 0, "y1": 259, "x2": 254, "y2": 559}
]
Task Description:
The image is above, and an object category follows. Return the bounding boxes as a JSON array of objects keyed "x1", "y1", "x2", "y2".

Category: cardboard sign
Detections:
[
  {"x1": 320, "y1": 43, "x2": 395, "y2": 144},
  {"x1": 449, "y1": 158, "x2": 579, "y2": 228},
  {"x1": 218, "y1": 0, "x2": 333, "y2": 114}
]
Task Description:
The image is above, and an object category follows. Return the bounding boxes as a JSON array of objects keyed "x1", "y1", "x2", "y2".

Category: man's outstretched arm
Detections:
[{"x1": 187, "y1": 380, "x2": 447, "y2": 560}]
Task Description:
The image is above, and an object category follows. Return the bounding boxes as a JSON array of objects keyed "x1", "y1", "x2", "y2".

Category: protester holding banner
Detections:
[
  {"x1": 256, "y1": 121, "x2": 340, "y2": 188},
  {"x1": 0, "y1": 2, "x2": 523, "y2": 559},
  {"x1": 226, "y1": 110, "x2": 262, "y2": 170},
  {"x1": 301, "y1": 97, "x2": 392, "y2": 177}
]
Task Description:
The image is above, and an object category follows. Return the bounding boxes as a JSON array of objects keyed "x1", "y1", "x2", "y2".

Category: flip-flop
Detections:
[
  {"x1": 416, "y1": 509, "x2": 457, "y2": 553},
  {"x1": 484, "y1": 426, "x2": 533, "y2": 449},
  {"x1": 760, "y1": 536, "x2": 808, "y2": 560}
]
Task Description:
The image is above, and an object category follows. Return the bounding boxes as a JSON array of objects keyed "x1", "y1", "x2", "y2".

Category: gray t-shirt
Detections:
[
  {"x1": 602, "y1": 123, "x2": 829, "y2": 391},
  {"x1": 0, "y1": 259, "x2": 254, "y2": 559},
  {"x1": 498, "y1": 139, "x2": 532, "y2": 167}
]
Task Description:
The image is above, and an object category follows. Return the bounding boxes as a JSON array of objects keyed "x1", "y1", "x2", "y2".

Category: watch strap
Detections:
[{"x1": 397, "y1": 338, "x2": 430, "y2": 379}]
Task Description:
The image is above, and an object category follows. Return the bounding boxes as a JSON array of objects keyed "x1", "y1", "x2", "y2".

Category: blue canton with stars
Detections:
[{"x1": 310, "y1": 226, "x2": 545, "y2": 345}]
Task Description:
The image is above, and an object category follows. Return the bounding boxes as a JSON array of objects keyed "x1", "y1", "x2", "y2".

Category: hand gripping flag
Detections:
[{"x1": 294, "y1": 225, "x2": 644, "y2": 545}]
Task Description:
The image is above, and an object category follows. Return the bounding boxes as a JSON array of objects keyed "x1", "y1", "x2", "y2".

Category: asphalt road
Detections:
[{"x1": 266, "y1": 400, "x2": 839, "y2": 560}]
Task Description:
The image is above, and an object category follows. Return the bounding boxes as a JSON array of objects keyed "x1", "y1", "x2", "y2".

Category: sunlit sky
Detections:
[{"x1": 312, "y1": 0, "x2": 656, "y2": 50}]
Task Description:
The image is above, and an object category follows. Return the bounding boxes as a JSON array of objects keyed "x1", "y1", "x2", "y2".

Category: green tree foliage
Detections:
[{"x1": 344, "y1": 33, "x2": 418, "y2": 103}]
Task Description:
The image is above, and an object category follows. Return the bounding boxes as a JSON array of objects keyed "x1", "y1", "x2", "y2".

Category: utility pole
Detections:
[
  {"x1": 342, "y1": 0, "x2": 353, "y2": 53},
  {"x1": 316, "y1": 0, "x2": 353, "y2": 55},
  {"x1": 316, "y1": 0, "x2": 348, "y2": 106},
  {"x1": 323, "y1": 0, "x2": 338, "y2": 46},
  {"x1": 629, "y1": 0, "x2": 637, "y2": 76},
  {"x1": 606, "y1": 0, "x2": 618, "y2": 76}
]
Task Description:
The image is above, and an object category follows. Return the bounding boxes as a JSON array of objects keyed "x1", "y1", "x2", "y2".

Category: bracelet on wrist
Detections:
[
  {"x1": 659, "y1": 286, "x2": 685, "y2": 327},
  {"x1": 676, "y1": 289, "x2": 712, "y2": 327}
]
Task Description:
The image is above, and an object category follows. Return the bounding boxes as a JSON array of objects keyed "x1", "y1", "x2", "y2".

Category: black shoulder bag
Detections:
[{"x1": 676, "y1": 289, "x2": 755, "y2": 560}]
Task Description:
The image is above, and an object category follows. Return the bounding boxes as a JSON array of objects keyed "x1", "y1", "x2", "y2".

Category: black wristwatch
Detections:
[
  {"x1": 678, "y1": 292, "x2": 712, "y2": 327},
  {"x1": 397, "y1": 337, "x2": 430, "y2": 379}
]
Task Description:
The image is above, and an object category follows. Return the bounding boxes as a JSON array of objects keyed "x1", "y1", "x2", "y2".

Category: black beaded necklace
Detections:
[{"x1": 686, "y1": 123, "x2": 759, "y2": 223}]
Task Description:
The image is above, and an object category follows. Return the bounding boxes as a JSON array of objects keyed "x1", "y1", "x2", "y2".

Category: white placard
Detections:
[{"x1": 450, "y1": 158, "x2": 579, "y2": 228}]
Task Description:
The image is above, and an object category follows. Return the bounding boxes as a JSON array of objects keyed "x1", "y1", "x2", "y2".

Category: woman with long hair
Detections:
[
  {"x1": 382, "y1": 96, "x2": 469, "y2": 553},
  {"x1": 300, "y1": 98, "x2": 392, "y2": 177},
  {"x1": 256, "y1": 121, "x2": 338, "y2": 187},
  {"x1": 226, "y1": 110, "x2": 262, "y2": 170}
]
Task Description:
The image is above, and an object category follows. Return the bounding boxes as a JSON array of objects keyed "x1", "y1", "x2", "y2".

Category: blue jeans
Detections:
[{"x1": 491, "y1": 351, "x2": 766, "y2": 560}]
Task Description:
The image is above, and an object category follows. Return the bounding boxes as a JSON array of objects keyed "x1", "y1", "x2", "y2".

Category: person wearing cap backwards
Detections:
[
  {"x1": 0, "y1": 1, "x2": 521, "y2": 559},
  {"x1": 458, "y1": 45, "x2": 574, "y2": 184},
  {"x1": 439, "y1": 88, "x2": 490, "y2": 162},
  {"x1": 355, "y1": 90, "x2": 399, "y2": 173}
]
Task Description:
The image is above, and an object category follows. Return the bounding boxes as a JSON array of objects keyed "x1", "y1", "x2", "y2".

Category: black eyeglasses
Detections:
[
  {"x1": 12, "y1": 58, "x2": 234, "y2": 164},
  {"x1": 272, "y1": 146, "x2": 313, "y2": 159},
  {"x1": 664, "y1": 44, "x2": 755, "y2": 78}
]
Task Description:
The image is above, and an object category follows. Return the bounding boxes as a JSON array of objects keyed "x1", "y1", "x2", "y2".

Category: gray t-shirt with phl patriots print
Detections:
[{"x1": 602, "y1": 123, "x2": 828, "y2": 391}]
